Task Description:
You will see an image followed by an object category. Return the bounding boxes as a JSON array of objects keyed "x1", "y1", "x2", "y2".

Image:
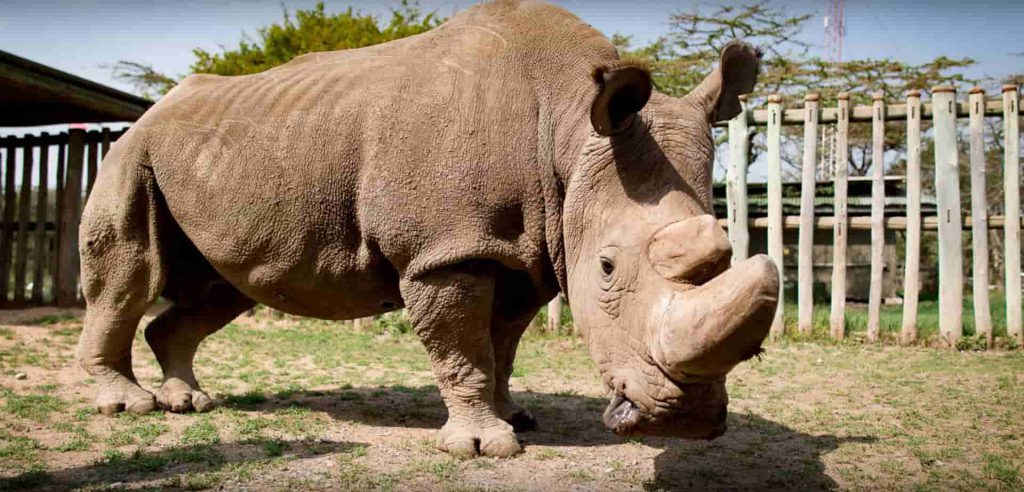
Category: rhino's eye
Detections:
[{"x1": 600, "y1": 258, "x2": 615, "y2": 276}]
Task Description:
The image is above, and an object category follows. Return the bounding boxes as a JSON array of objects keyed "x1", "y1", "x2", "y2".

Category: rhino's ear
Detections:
[
  {"x1": 686, "y1": 42, "x2": 761, "y2": 122},
  {"x1": 590, "y1": 61, "x2": 652, "y2": 136}
]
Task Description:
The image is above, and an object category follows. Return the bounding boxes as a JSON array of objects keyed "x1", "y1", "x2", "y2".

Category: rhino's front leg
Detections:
[
  {"x1": 400, "y1": 270, "x2": 521, "y2": 458},
  {"x1": 491, "y1": 315, "x2": 537, "y2": 432}
]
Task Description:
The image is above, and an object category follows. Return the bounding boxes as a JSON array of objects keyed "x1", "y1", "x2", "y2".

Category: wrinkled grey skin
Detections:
[{"x1": 77, "y1": 0, "x2": 779, "y2": 458}]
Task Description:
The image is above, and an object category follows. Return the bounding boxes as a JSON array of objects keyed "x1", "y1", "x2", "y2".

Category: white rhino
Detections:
[{"x1": 77, "y1": 0, "x2": 779, "y2": 457}]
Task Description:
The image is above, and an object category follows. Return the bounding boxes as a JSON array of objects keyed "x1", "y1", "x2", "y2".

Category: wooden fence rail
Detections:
[{"x1": 0, "y1": 128, "x2": 124, "y2": 308}]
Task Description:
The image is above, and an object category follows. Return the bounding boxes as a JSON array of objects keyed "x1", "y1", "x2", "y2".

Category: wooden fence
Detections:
[
  {"x1": 717, "y1": 85, "x2": 1022, "y2": 347},
  {"x1": 0, "y1": 128, "x2": 124, "y2": 308}
]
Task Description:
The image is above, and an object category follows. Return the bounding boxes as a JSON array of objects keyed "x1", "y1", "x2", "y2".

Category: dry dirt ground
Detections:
[{"x1": 0, "y1": 306, "x2": 1022, "y2": 491}]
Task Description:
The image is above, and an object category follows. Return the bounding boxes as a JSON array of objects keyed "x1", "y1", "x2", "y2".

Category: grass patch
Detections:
[
  {"x1": 180, "y1": 419, "x2": 221, "y2": 446},
  {"x1": 779, "y1": 293, "x2": 1016, "y2": 343},
  {"x1": 24, "y1": 313, "x2": 79, "y2": 326},
  {"x1": 1, "y1": 387, "x2": 67, "y2": 421},
  {"x1": 224, "y1": 390, "x2": 268, "y2": 406},
  {"x1": 106, "y1": 417, "x2": 169, "y2": 447}
]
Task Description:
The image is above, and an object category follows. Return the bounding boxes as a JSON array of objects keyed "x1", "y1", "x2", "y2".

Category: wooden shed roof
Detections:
[{"x1": 0, "y1": 50, "x2": 153, "y2": 127}]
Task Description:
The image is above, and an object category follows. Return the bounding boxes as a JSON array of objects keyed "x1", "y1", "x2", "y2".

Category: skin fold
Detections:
[{"x1": 76, "y1": 0, "x2": 778, "y2": 458}]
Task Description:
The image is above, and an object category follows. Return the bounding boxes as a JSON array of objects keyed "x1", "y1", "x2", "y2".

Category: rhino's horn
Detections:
[{"x1": 649, "y1": 255, "x2": 778, "y2": 378}]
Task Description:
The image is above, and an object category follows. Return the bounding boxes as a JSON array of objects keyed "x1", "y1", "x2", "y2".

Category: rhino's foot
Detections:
[
  {"x1": 94, "y1": 373, "x2": 157, "y2": 416},
  {"x1": 155, "y1": 378, "x2": 215, "y2": 413},
  {"x1": 436, "y1": 419, "x2": 521, "y2": 458},
  {"x1": 497, "y1": 402, "x2": 537, "y2": 432}
]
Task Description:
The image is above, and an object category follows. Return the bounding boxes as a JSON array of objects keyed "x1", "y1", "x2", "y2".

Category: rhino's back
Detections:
[{"x1": 125, "y1": 0, "x2": 614, "y2": 318}]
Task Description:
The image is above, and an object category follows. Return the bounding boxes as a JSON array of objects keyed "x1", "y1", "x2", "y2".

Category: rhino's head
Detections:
[{"x1": 562, "y1": 42, "x2": 778, "y2": 439}]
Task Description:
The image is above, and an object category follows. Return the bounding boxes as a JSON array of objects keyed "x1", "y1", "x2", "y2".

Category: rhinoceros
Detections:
[{"x1": 77, "y1": 0, "x2": 779, "y2": 457}]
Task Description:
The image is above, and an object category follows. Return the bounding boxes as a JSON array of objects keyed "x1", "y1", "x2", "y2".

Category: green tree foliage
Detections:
[
  {"x1": 190, "y1": 1, "x2": 442, "y2": 76},
  {"x1": 113, "y1": 1, "x2": 443, "y2": 98}
]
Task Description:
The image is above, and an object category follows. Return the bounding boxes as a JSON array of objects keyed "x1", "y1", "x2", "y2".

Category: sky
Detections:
[{"x1": 1, "y1": 0, "x2": 1021, "y2": 97}]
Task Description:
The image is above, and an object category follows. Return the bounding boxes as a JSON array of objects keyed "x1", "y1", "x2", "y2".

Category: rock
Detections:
[{"x1": 14, "y1": 372, "x2": 27, "y2": 380}]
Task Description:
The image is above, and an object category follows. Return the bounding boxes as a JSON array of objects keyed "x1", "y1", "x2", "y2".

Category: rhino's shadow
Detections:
[{"x1": 227, "y1": 385, "x2": 872, "y2": 490}]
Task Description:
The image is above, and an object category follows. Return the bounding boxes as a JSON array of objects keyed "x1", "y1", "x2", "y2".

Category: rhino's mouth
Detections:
[
  {"x1": 603, "y1": 392, "x2": 642, "y2": 435},
  {"x1": 601, "y1": 385, "x2": 730, "y2": 439}
]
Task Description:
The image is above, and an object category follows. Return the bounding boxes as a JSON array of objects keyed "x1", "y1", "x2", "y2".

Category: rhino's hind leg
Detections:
[
  {"x1": 78, "y1": 160, "x2": 168, "y2": 416},
  {"x1": 145, "y1": 280, "x2": 254, "y2": 413},
  {"x1": 400, "y1": 267, "x2": 521, "y2": 458}
]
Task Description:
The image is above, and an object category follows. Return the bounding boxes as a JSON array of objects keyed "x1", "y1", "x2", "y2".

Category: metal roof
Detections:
[{"x1": 0, "y1": 50, "x2": 153, "y2": 127}]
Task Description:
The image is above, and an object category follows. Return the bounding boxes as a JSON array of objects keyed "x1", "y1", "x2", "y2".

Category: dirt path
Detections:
[{"x1": 0, "y1": 309, "x2": 1022, "y2": 490}]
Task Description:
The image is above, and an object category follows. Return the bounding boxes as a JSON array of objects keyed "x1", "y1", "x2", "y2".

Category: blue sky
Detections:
[{"x1": 1, "y1": 0, "x2": 1021, "y2": 97}]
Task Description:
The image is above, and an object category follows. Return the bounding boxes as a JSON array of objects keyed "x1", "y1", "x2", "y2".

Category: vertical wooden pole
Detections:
[
  {"x1": 32, "y1": 136, "x2": 48, "y2": 304},
  {"x1": 14, "y1": 142, "x2": 34, "y2": 304},
  {"x1": 56, "y1": 129, "x2": 85, "y2": 307},
  {"x1": 932, "y1": 86, "x2": 964, "y2": 347},
  {"x1": 51, "y1": 141, "x2": 65, "y2": 303},
  {"x1": 830, "y1": 93, "x2": 850, "y2": 340},
  {"x1": 968, "y1": 88, "x2": 993, "y2": 346},
  {"x1": 798, "y1": 93, "x2": 819, "y2": 334},
  {"x1": 547, "y1": 295, "x2": 562, "y2": 332},
  {"x1": 727, "y1": 95, "x2": 750, "y2": 263},
  {"x1": 866, "y1": 93, "x2": 886, "y2": 342},
  {"x1": 101, "y1": 127, "x2": 111, "y2": 158},
  {"x1": 766, "y1": 94, "x2": 785, "y2": 338},
  {"x1": 901, "y1": 90, "x2": 923, "y2": 344},
  {"x1": 0, "y1": 138, "x2": 15, "y2": 304},
  {"x1": 86, "y1": 137, "x2": 99, "y2": 199},
  {"x1": 352, "y1": 316, "x2": 375, "y2": 332},
  {"x1": 1004, "y1": 85, "x2": 1022, "y2": 343}
]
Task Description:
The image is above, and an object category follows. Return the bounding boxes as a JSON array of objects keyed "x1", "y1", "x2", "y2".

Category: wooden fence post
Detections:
[
  {"x1": 901, "y1": 90, "x2": 923, "y2": 344},
  {"x1": 932, "y1": 86, "x2": 963, "y2": 347},
  {"x1": 727, "y1": 95, "x2": 750, "y2": 263},
  {"x1": 798, "y1": 93, "x2": 819, "y2": 334},
  {"x1": 830, "y1": 93, "x2": 850, "y2": 340},
  {"x1": 56, "y1": 129, "x2": 85, "y2": 307},
  {"x1": 0, "y1": 138, "x2": 16, "y2": 304},
  {"x1": 1004, "y1": 85, "x2": 1022, "y2": 343},
  {"x1": 101, "y1": 127, "x2": 111, "y2": 158},
  {"x1": 32, "y1": 136, "x2": 48, "y2": 304},
  {"x1": 352, "y1": 316, "x2": 375, "y2": 332},
  {"x1": 968, "y1": 87, "x2": 992, "y2": 346},
  {"x1": 547, "y1": 295, "x2": 563, "y2": 332},
  {"x1": 866, "y1": 93, "x2": 886, "y2": 342},
  {"x1": 766, "y1": 94, "x2": 785, "y2": 338},
  {"x1": 86, "y1": 137, "x2": 99, "y2": 199},
  {"x1": 51, "y1": 141, "x2": 65, "y2": 302},
  {"x1": 13, "y1": 142, "x2": 34, "y2": 304}
]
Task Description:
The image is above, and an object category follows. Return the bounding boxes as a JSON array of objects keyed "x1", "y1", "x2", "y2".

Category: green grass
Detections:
[
  {"x1": 780, "y1": 292, "x2": 1014, "y2": 342},
  {"x1": 180, "y1": 419, "x2": 220, "y2": 446},
  {"x1": 1, "y1": 387, "x2": 68, "y2": 421}
]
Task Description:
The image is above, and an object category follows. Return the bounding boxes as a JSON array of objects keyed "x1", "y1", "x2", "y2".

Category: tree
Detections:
[
  {"x1": 613, "y1": 3, "x2": 980, "y2": 179},
  {"x1": 114, "y1": 1, "x2": 443, "y2": 98}
]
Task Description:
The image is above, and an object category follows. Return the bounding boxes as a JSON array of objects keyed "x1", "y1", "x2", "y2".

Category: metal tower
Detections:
[{"x1": 821, "y1": 0, "x2": 845, "y2": 181}]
